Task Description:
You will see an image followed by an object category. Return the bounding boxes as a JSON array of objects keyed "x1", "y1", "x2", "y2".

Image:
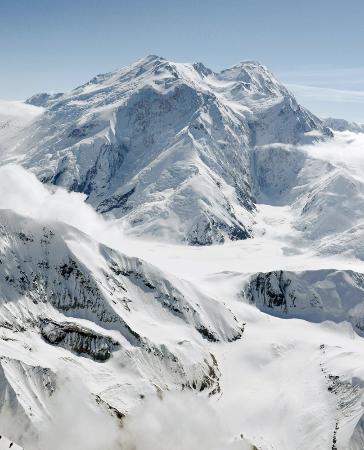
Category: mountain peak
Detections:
[
  {"x1": 217, "y1": 59, "x2": 287, "y2": 99},
  {"x1": 192, "y1": 61, "x2": 213, "y2": 77},
  {"x1": 136, "y1": 54, "x2": 166, "y2": 65},
  {"x1": 220, "y1": 59, "x2": 275, "y2": 80},
  {"x1": 145, "y1": 53, "x2": 165, "y2": 61},
  {"x1": 25, "y1": 91, "x2": 63, "y2": 107},
  {"x1": 239, "y1": 59, "x2": 267, "y2": 68},
  {"x1": 12, "y1": 54, "x2": 331, "y2": 245}
]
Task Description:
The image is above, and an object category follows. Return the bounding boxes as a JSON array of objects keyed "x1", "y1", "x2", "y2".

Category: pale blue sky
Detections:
[{"x1": 1, "y1": 0, "x2": 363, "y2": 121}]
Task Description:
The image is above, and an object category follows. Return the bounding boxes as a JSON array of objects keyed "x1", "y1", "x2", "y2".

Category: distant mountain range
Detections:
[{"x1": 323, "y1": 117, "x2": 364, "y2": 133}]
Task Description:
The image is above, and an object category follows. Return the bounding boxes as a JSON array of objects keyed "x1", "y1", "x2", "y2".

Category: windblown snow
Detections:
[{"x1": 0, "y1": 56, "x2": 363, "y2": 450}]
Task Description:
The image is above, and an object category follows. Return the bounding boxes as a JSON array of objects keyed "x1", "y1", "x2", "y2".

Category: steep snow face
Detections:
[
  {"x1": 217, "y1": 61, "x2": 330, "y2": 145},
  {"x1": 217, "y1": 60, "x2": 290, "y2": 99},
  {"x1": 0, "y1": 56, "x2": 330, "y2": 245},
  {"x1": 0, "y1": 209, "x2": 243, "y2": 345}
]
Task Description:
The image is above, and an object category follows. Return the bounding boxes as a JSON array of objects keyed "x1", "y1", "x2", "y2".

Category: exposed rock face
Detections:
[
  {"x1": 319, "y1": 344, "x2": 364, "y2": 450},
  {"x1": 244, "y1": 269, "x2": 364, "y2": 334},
  {"x1": 0, "y1": 208, "x2": 245, "y2": 343},
  {"x1": 39, "y1": 320, "x2": 119, "y2": 361}
]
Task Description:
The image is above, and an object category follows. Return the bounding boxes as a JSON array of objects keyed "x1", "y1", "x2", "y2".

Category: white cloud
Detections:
[
  {"x1": 302, "y1": 130, "x2": 364, "y2": 171},
  {"x1": 0, "y1": 164, "x2": 116, "y2": 239},
  {"x1": 0, "y1": 100, "x2": 42, "y2": 119},
  {"x1": 17, "y1": 372, "x2": 252, "y2": 450},
  {"x1": 278, "y1": 66, "x2": 364, "y2": 91},
  {"x1": 275, "y1": 65, "x2": 364, "y2": 122},
  {"x1": 120, "y1": 391, "x2": 251, "y2": 450},
  {"x1": 287, "y1": 84, "x2": 364, "y2": 104}
]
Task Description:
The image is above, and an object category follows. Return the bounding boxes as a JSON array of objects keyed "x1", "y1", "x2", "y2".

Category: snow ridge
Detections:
[{"x1": 1, "y1": 55, "x2": 331, "y2": 245}]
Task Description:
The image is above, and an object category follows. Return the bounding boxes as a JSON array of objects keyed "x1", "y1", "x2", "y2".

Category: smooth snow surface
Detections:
[{"x1": 0, "y1": 436, "x2": 23, "y2": 450}]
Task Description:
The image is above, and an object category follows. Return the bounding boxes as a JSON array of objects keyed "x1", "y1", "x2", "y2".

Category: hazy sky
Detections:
[{"x1": 1, "y1": 0, "x2": 363, "y2": 121}]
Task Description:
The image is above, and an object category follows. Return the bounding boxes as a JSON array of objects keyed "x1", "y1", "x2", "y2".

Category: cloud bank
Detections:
[{"x1": 17, "y1": 373, "x2": 252, "y2": 450}]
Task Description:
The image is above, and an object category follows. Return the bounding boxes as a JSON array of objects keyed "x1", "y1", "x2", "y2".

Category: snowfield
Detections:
[{"x1": 0, "y1": 56, "x2": 363, "y2": 450}]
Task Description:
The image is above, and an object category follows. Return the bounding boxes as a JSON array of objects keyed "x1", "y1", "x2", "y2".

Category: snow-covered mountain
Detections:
[
  {"x1": 245, "y1": 269, "x2": 364, "y2": 333},
  {"x1": 323, "y1": 117, "x2": 364, "y2": 134},
  {"x1": 2, "y1": 193, "x2": 364, "y2": 450},
  {"x1": 1, "y1": 55, "x2": 364, "y2": 450},
  {"x1": 0, "y1": 163, "x2": 363, "y2": 449},
  {"x1": 0, "y1": 206, "x2": 250, "y2": 448},
  {"x1": 1, "y1": 55, "x2": 332, "y2": 245},
  {"x1": 3, "y1": 201, "x2": 364, "y2": 449}
]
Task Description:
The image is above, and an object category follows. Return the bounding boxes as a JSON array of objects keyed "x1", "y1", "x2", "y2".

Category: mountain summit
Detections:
[{"x1": 8, "y1": 56, "x2": 332, "y2": 244}]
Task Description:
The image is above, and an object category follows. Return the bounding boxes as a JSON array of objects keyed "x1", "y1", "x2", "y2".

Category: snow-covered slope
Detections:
[
  {"x1": 0, "y1": 166, "x2": 363, "y2": 450},
  {"x1": 0, "y1": 206, "x2": 249, "y2": 448},
  {"x1": 250, "y1": 130, "x2": 364, "y2": 246},
  {"x1": 2, "y1": 198, "x2": 364, "y2": 450},
  {"x1": 0, "y1": 435, "x2": 23, "y2": 450},
  {"x1": 0, "y1": 55, "x2": 331, "y2": 245},
  {"x1": 25, "y1": 92, "x2": 63, "y2": 107},
  {"x1": 244, "y1": 269, "x2": 364, "y2": 333}
]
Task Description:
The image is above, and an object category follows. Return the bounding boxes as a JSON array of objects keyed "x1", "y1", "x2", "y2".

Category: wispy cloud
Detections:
[
  {"x1": 283, "y1": 84, "x2": 364, "y2": 123},
  {"x1": 287, "y1": 84, "x2": 364, "y2": 104},
  {"x1": 278, "y1": 65, "x2": 364, "y2": 91},
  {"x1": 275, "y1": 64, "x2": 364, "y2": 122}
]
